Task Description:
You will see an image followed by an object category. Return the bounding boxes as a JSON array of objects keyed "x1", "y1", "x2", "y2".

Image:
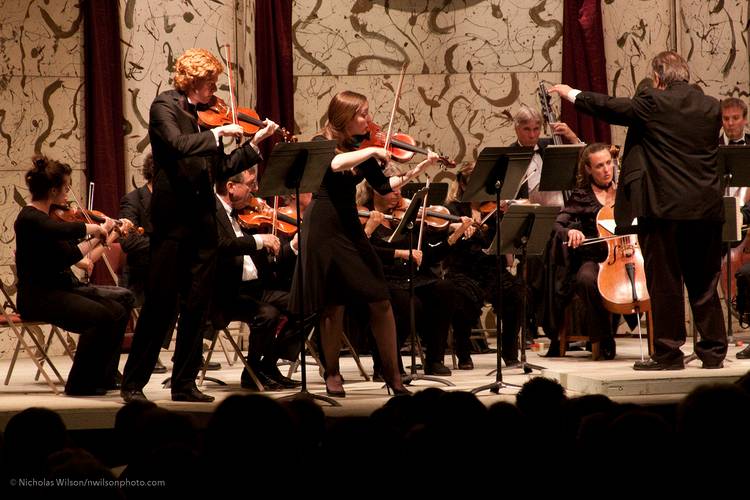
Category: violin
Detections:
[
  {"x1": 357, "y1": 206, "x2": 397, "y2": 225},
  {"x1": 235, "y1": 198, "x2": 298, "y2": 235},
  {"x1": 360, "y1": 122, "x2": 456, "y2": 169},
  {"x1": 50, "y1": 203, "x2": 143, "y2": 236},
  {"x1": 197, "y1": 95, "x2": 297, "y2": 143},
  {"x1": 361, "y1": 198, "x2": 481, "y2": 231},
  {"x1": 595, "y1": 204, "x2": 650, "y2": 315}
]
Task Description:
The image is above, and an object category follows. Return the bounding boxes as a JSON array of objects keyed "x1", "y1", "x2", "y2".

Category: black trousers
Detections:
[
  {"x1": 18, "y1": 284, "x2": 133, "y2": 393},
  {"x1": 639, "y1": 218, "x2": 727, "y2": 365},
  {"x1": 219, "y1": 283, "x2": 293, "y2": 364},
  {"x1": 123, "y1": 235, "x2": 217, "y2": 393},
  {"x1": 389, "y1": 279, "x2": 456, "y2": 364}
]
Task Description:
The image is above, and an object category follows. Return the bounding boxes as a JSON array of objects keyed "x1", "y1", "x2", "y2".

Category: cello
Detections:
[{"x1": 595, "y1": 204, "x2": 653, "y2": 356}]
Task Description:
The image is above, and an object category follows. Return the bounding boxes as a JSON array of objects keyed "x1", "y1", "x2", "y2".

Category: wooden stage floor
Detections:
[{"x1": 1, "y1": 337, "x2": 749, "y2": 431}]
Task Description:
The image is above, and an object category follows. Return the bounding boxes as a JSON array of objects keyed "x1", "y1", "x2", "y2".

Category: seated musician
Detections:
[
  {"x1": 543, "y1": 143, "x2": 617, "y2": 359},
  {"x1": 356, "y1": 181, "x2": 473, "y2": 377},
  {"x1": 443, "y1": 163, "x2": 525, "y2": 369},
  {"x1": 511, "y1": 106, "x2": 580, "y2": 341},
  {"x1": 511, "y1": 104, "x2": 580, "y2": 205},
  {"x1": 14, "y1": 155, "x2": 135, "y2": 396},
  {"x1": 212, "y1": 166, "x2": 301, "y2": 390},
  {"x1": 733, "y1": 202, "x2": 750, "y2": 359}
]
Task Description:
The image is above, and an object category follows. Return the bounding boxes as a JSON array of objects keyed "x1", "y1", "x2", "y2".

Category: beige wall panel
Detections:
[
  {"x1": 678, "y1": 0, "x2": 748, "y2": 99},
  {"x1": 0, "y1": 0, "x2": 82, "y2": 78},
  {"x1": 293, "y1": 0, "x2": 563, "y2": 77}
]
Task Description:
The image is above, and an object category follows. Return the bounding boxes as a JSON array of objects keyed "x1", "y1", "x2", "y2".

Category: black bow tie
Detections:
[{"x1": 730, "y1": 139, "x2": 746, "y2": 145}]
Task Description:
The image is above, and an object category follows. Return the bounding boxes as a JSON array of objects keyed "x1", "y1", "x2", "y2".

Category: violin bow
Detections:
[
  {"x1": 416, "y1": 175, "x2": 431, "y2": 264},
  {"x1": 223, "y1": 44, "x2": 242, "y2": 145},
  {"x1": 382, "y1": 62, "x2": 408, "y2": 165},
  {"x1": 68, "y1": 185, "x2": 119, "y2": 286}
]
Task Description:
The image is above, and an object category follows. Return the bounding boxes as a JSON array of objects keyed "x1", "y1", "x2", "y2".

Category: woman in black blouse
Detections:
[
  {"x1": 14, "y1": 155, "x2": 135, "y2": 396},
  {"x1": 546, "y1": 143, "x2": 617, "y2": 359},
  {"x1": 291, "y1": 91, "x2": 436, "y2": 397}
]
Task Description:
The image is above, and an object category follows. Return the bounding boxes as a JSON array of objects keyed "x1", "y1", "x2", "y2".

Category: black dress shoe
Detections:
[
  {"x1": 737, "y1": 345, "x2": 750, "y2": 359},
  {"x1": 702, "y1": 361, "x2": 724, "y2": 369},
  {"x1": 457, "y1": 355, "x2": 474, "y2": 370},
  {"x1": 263, "y1": 364, "x2": 302, "y2": 388},
  {"x1": 424, "y1": 361, "x2": 452, "y2": 376},
  {"x1": 543, "y1": 340, "x2": 561, "y2": 358},
  {"x1": 600, "y1": 336, "x2": 616, "y2": 360},
  {"x1": 153, "y1": 358, "x2": 168, "y2": 374},
  {"x1": 633, "y1": 358, "x2": 684, "y2": 371},
  {"x1": 171, "y1": 386, "x2": 215, "y2": 402},
  {"x1": 121, "y1": 388, "x2": 148, "y2": 403},
  {"x1": 204, "y1": 358, "x2": 222, "y2": 371},
  {"x1": 241, "y1": 370, "x2": 283, "y2": 391}
]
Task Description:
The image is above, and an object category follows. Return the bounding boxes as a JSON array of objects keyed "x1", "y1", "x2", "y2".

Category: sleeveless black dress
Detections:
[{"x1": 291, "y1": 136, "x2": 394, "y2": 313}]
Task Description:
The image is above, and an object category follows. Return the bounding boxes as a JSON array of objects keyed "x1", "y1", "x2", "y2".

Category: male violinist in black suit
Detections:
[
  {"x1": 212, "y1": 167, "x2": 301, "y2": 390},
  {"x1": 121, "y1": 48, "x2": 278, "y2": 403},
  {"x1": 550, "y1": 50, "x2": 727, "y2": 370}
]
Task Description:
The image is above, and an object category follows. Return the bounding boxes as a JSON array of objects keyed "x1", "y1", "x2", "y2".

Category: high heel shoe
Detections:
[
  {"x1": 385, "y1": 381, "x2": 411, "y2": 396},
  {"x1": 324, "y1": 374, "x2": 346, "y2": 398}
]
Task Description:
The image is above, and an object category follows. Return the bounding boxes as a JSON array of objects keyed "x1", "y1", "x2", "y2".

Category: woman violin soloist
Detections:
[
  {"x1": 290, "y1": 90, "x2": 437, "y2": 397},
  {"x1": 14, "y1": 155, "x2": 135, "y2": 396},
  {"x1": 543, "y1": 143, "x2": 618, "y2": 359}
]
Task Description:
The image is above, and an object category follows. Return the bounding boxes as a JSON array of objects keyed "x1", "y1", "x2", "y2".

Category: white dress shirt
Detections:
[{"x1": 217, "y1": 195, "x2": 264, "y2": 281}]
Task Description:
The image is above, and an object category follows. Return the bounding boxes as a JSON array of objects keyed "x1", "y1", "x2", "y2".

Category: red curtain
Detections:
[
  {"x1": 83, "y1": 0, "x2": 125, "y2": 285},
  {"x1": 255, "y1": 0, "x2": 295, "y2": 173},
  {"x1": 560, "y1": 0, "x2": 611, "y2": 143}
]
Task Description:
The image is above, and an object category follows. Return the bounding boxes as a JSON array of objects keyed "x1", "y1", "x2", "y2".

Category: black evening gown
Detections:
[{"x1": 291, "y1": 137, "x2": 394, "y2": 314}]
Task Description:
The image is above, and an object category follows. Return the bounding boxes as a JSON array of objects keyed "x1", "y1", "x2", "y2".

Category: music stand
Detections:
[
  {"x1": 257, "y1": 140, "x2": 341, "y2": 406},
  {"x1": 539, "y1": 144, "x2": 584, "y2": 203},
  {"x1": 485, "y1": 205, "x2": 559, "y2": 375},
  {"x1": 401, "y1": 182, "x2": 449, "y2": 205},
  {"x1": 388, "y1": 187, "x2": 454, "y2": 387},
  {"x1": 461, "y1": 146, "x2": 533, "y2": 394}
]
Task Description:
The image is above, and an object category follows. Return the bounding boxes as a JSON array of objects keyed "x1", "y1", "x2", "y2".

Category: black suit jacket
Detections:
[
  {"x1": 574, "y1": 81, "x2": 723, "y2": 222},
  {"x1": 212, "y1": 197, "x2": 265, "y2": 328},
  {"x1": 148, "y1": 89, "x2": 262, "y2": 241}
]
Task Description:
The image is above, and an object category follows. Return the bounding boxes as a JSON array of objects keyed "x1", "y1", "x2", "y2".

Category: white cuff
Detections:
[
  {"x1": 566, "y1": 89, "x2": 582, "y2": 103},
  {"x1": 211, "y1": 128, "x2": 221, "y2": 146},
  {"x1": 252, "y1": 234, "x2": 264, "y2": 248}
]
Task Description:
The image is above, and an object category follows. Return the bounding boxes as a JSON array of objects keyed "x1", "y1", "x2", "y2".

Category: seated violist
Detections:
[
  {"x1": 542, "y1": 143, "x2": 617, "y2": 359},
  {"x1": 356, "y1": 181, "x2": 474, "y2": 377}
]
